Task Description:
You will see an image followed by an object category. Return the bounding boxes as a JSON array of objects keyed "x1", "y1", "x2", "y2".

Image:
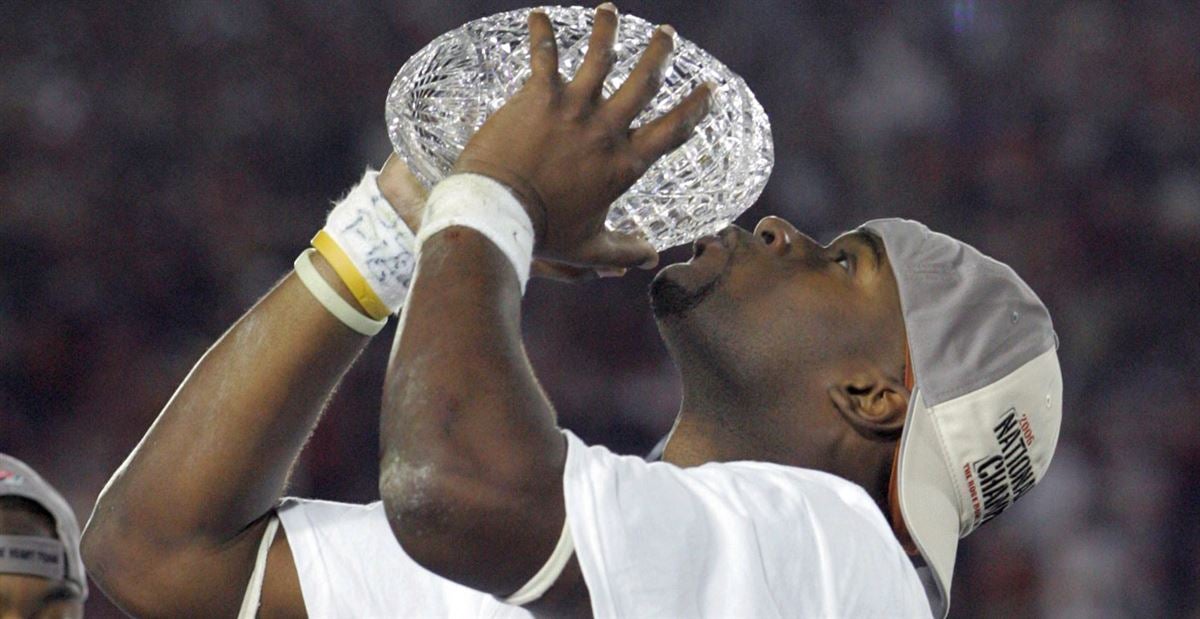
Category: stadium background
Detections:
[{"x1": 2, "y1": 1, "x2": 1198, "y2": 616}]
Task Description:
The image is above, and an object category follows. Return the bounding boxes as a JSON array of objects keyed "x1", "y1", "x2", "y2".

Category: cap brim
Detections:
[{"x1": 896, "y1": 390, "x2": 960, "y2": 619}]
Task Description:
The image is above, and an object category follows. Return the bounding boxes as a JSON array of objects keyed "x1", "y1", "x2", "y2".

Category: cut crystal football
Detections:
[{"x1": 386, "y1": 5, "x2": 774, "y2": 251}]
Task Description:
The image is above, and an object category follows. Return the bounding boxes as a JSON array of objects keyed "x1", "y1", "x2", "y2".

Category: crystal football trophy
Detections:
[{"x1": 386, "y1": 6, "x2": 773, "y2": 251}]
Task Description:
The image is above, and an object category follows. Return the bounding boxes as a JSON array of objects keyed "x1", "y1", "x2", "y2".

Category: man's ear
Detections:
[{"x1": 827, "y1": 372, "x2": 908, "y2": 441}]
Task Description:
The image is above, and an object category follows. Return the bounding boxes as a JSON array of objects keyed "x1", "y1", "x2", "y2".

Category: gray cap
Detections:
[
  {"x1": 861, "y1": 219, "x2": 1062, "y2": 618},
  {"x1": 0, "y1": 453, "x2": 87, "y2": 600}
]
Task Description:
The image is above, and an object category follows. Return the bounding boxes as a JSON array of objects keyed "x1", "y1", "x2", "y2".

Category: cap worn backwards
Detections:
[
  {"x1": 0, "y1": 454, "x2": 88, "y2": 601},
  {"x1": 860, "y1": 218, "x2": 1062, "y2": 619}
]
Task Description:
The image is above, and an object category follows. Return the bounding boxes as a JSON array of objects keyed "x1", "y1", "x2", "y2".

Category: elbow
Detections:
[
  {"x1": 379, "y1": 451, "x2": 514, "y2": 588},
  {"x1": 81, "y1": 506, "x2": 144, "y2": 613},
  {"x1": 378, "y1": 450, "x2": 555, "y2": 597},
  {"x1": 80, "y1": 501, "x2": 170, "y2": 617},
  {"x1": 80, "y1": 502, "x2": 122, "y2": 598},
  {"x1": 379, "y1": 457, "x2": 456, "y2": 573}
]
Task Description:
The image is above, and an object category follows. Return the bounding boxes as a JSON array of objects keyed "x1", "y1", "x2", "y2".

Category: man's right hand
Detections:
[{"x1": 452, "y1": 3, "x2": 713, "y2": 272}]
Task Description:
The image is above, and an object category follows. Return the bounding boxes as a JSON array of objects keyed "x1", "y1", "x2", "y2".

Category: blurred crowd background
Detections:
[{"x1": 2, "y1": 1, "x2": 1197, "y2": 616}]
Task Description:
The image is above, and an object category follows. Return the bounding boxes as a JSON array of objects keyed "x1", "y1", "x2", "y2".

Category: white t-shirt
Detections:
[
  {"x1": 277, "y1": 497, "x2": 530, "y2": 618},
  {"x1": 278, "y1": 430, "x2": 931, "y2": 618}
]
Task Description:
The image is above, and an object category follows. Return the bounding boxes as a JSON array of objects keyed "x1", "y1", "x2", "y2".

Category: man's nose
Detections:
[{"x1": 753, "y1": 216, "x2": 815, "y2": 255}]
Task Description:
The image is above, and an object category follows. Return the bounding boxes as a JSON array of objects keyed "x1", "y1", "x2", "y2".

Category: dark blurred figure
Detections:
[{"x1": 0, "y1": 455, "x2": 86, "y2": 618}]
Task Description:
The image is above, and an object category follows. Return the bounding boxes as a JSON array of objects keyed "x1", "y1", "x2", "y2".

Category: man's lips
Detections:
[
  {"x1": 656, "y1": 226, "x2": 739, "y2": 293},
  {"x1": 691, "y1": 235, "x2": 720, "y2": 260},
  {"x1": 689, "y1": 227, "x2": 736, "y2": 262}
]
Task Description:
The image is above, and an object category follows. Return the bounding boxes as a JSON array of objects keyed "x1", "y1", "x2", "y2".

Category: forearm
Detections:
[
  {"x1": 84, "y1": 254, "x2": 369, "y2": 602},
  {"x1": 380, "y1": 228, "x2": 565, "y2": 595},
  {"x1": 375, "y1": 5, "x2": 694, "y2": 599}
]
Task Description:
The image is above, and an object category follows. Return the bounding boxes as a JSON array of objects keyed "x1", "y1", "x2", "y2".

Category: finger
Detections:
[
  {"x1": 629, "y1": 81, "x2": 714, "y2": 163},
  {"x1": 531, "y1": 259, "x2": 598, "y2": 283},
  {"x1": 379, "y1": 154, "x2": 429, "y2": 201},
  {"x1": 377, "y1": 154, "x2": 430, "y2": 231},
  {"x1": 576, "y1": 230, "x2": 659, "y2": 270},
  {"x1": 528, "y1": 10, "x2": 560, "y2": 83},
  {"x1": 569, "y1": 3, "x2": 619, "y2": 100},
  {"x1": 604, "y1": 25, "x2": 675, "y2": 127}
]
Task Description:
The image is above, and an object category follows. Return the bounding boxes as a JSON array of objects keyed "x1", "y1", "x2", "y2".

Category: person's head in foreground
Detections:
[
  {"x1": 650, "y1": 215, "x2": 1062, "y2": 617},
  {"x1": 0, "y1": 455, "x2": 86, "y2": 619}
]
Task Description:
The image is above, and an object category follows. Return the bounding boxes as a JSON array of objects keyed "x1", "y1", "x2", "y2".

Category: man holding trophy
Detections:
[{"x1": 82, "y1": 4, "x2": 1062, "y2": 618}]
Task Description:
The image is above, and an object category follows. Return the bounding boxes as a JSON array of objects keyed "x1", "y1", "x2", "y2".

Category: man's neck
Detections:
[
  {"x1": 660, "y1": 413, "x2": 741, "y2": 467},
  {"x1": 662, "y1": 396, "x2": 814, "y2": 469},
  {"x1": 662, "y1": 397, "x2": 896, "y2": 520}
]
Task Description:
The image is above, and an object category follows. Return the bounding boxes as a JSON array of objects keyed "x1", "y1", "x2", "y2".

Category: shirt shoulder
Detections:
[
  {"x1": 277, "y1": 498, "x2": 531, "y2": 619},
  {"x1": 561, "y1": 431, "x2": 932, "y2": 618}
]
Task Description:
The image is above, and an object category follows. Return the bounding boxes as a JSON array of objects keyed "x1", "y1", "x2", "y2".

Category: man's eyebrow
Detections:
[{"x1": 856, "y1": 230, "x2": 884, "y2": 267}]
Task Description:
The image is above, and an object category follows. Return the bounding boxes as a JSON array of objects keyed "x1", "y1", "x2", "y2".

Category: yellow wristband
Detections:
[{"x1": 311, "y1": 230, "x2": 391, "y2": 320}]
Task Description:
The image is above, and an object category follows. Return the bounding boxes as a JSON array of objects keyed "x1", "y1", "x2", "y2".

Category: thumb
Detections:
[
  {"x1": 576, "y1": 230, "x2": 659, "y2": 270},
  {"x1": 378, "y1": 153, "x2": 429, "y2": 230}
]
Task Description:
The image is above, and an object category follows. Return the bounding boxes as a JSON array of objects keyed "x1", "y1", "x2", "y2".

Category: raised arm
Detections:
[
  {"x1": 380, "y1": 4, "x2": 710, "y2": 605},
  {"x1": 81, "y1": 158, "x2": 426, "y2": 617}
]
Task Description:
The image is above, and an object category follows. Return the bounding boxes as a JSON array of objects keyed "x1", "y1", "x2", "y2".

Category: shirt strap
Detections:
[{"x1": 238, "y1": 515, "x2": 280, "y2": 619}]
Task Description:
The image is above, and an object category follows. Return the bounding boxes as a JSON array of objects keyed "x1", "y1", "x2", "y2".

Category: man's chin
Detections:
[{"x1": 649, "y1": 265, "x2": 720, "y2": 320}]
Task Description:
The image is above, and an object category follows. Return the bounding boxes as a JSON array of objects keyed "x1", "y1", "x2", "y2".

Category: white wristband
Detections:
[
  {"x1": 416, "y1": 173, "x2": 535, "y2": 291},
  {"x1": 314, "y1": 168, "x2": 417, "y2": 319},
  {"x1": 294, "y1": 249, "x2": 387, "y2": 336}
]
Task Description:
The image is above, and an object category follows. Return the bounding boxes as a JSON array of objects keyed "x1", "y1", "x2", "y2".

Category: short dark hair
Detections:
[{"x1": 0, "y1": 495, "x2": 57, "y2": 537}]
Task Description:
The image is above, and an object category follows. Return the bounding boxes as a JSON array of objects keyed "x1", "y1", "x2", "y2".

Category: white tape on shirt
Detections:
[
  {"x1": 416, "y1": 173, "x2": 535, "y2": 291},
  {"x1": 320, "y1": 168, "x2": 417, "y2": 314}
]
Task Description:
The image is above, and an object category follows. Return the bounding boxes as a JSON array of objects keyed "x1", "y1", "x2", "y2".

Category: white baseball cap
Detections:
[
  {"x1": 861, "y1": 219, "x2": 1062, "y2": 618},
  {"x1": 0, "y1": 453, "x2": 88, "y2": 600}
]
